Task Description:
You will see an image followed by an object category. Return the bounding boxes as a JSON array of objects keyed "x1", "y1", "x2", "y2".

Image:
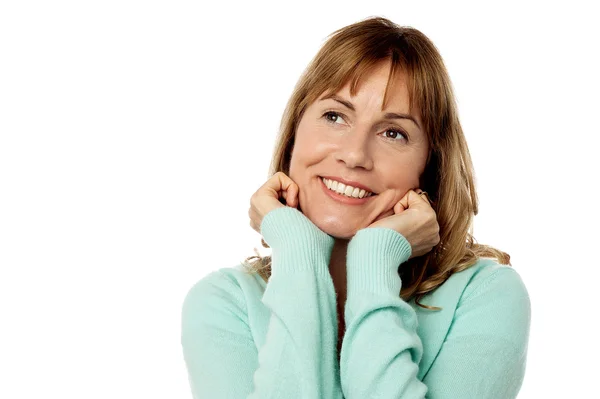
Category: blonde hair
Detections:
[{"x1": 243, "y1": 16, "x2": 510, "y2": 310}]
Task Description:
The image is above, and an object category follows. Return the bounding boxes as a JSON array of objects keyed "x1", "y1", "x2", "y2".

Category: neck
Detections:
[{"x1": 329, "y1": 238, "x2": 349, "y2": 310}]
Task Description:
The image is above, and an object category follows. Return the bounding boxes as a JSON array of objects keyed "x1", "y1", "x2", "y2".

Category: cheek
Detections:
[
  {"x1": 378, "y1": 158, "x2": 424, "y2": 200},
  {"x1": 288, "y1": 146, "x2": 311, "y2": 184},
  {"x1": 290, "y1": 133, "x2": 336, "y2": 177}
]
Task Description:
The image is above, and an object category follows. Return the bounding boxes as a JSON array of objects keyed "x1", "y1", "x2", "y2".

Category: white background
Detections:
[{"x1": 1, "y1": 1, "x2": 598, "y2": 398}]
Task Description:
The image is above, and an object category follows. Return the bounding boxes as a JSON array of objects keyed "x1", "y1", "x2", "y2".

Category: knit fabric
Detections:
[{"x1": 181, "y1": 206, "x2": 530, "y2": 398}]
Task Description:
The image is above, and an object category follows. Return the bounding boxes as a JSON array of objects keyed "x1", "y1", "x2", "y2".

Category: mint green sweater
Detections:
[{"x1": 181, "y1": 207, "x2": 530, "y2": 398}]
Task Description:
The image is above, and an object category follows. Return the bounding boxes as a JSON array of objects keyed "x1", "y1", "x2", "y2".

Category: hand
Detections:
[
  {"x1": 249, "y1": 172, "x2": 299, "y2": 233},
  {"x1": 368, "y1": 189, "x2": 440, "y2": 259}
]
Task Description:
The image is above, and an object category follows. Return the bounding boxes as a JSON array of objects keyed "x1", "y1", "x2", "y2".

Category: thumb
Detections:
[
  {"x1": 393, "y1": 189, "x2": 426, "y2": 214},
  {"x1": 393, "y1": 195, "x2": 408, "y2": 214}
]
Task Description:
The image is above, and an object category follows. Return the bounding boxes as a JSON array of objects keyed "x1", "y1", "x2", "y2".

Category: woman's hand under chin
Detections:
[
  {"x1": 248, "y1": 172, "x2": 299, "y2": 234},
  {"x1": 367, "y1": 189, "x2": 440, "y2": 259}
]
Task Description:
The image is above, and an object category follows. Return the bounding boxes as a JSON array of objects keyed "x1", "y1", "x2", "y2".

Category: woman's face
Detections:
[{"x1": 289, "y1": 59, "x2": 430, "y2": 239}]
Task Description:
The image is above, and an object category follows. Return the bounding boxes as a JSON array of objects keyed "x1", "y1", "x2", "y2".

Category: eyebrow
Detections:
[{"x1": 320, "y1": 94, "x2": 421, "y2": 130}]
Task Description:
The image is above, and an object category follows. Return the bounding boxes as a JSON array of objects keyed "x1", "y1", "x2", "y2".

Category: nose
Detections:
[{"x1": 334, "y1": 127, "x2": 374, "y2": 170}]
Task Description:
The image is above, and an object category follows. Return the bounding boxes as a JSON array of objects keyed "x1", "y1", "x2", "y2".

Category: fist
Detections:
[
  {"x1": 249, "y1": 172, "x2": 299, "y2": 233},
  {"x1": 368, "y1": 189, "x2": 440, "y2": 259}
]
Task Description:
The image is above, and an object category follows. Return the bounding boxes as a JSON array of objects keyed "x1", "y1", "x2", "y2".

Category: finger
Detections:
[
  {"x1": 248, "y1": 207, "x2": 257, "y2": 221},
  {"x1": 392, "y1": 190, "x2": 411, "y2": 214},
  {"x1": 259, "y1": 172, "x2": 284, "y2": 196},
  {"x1": 415, "y1": 189, "x2": 434, "y2": 206},
  {"x1": 265, "y1": 172, "x2": 291, "y2": 196},
  {"x1": 407, "y1": 189, "x2": 431, "y2": 209},
  {"x1": 277, "y1": 173, "x2": 297, "y2": 200},
  {"x1": 248, "y1": 211, "x2": 258, "y2": 233},
  {"x1": 393, "y1": 198, "x2": 407, "y2": 214},
  {"x1": 250, "y1": 219, "x2": 258, "y2": 233},
  {"x1": 271, "y1": 172, "x2": 299, "y2": 207},
  {"x1": 279, "y1": 186, "x2": 298, "y2": 208},
  {"x1": 286, "y1": 182, "x2": 299, "y2": 208}
]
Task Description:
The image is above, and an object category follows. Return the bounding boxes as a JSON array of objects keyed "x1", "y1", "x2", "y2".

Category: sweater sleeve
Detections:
[
  {"x1": 341, "y1": 227, "x2": 531, "y2": 399},
  {"x1": 181, "y1": 206, "x2": 344, "y2": 398},
  {"x1": 341, "y1": 227, "x2": 427, "y2": 398}
]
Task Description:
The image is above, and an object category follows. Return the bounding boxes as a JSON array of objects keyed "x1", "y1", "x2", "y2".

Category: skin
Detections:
[
  {"x1": 249, "y1": 59, "x2": 439, "y2": 351},
  {"x1": 284, "y1": 59, "x2": 432, "y2": 345},
  {"x1": 289, "y1": 59, "x2": 429, "y2": 292}
]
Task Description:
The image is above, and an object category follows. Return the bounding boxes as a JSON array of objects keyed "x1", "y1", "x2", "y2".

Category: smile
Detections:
[{"x1": 321, "y1": 177, "x2": 374, "y2": 199}]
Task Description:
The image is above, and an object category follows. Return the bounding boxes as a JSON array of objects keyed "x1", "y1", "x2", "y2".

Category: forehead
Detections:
[{"x1": 317, "y1": 60, "x2": 418, "y2": 115}]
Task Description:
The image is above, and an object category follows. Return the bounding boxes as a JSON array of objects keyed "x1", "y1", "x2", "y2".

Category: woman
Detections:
[{"x1": 181, "y1": 16, "x2": 530, "y2": 398}]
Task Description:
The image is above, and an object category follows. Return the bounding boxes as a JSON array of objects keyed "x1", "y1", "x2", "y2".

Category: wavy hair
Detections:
[{"x1": 243, "y1": 16, "x2": 510, "y2": 310}]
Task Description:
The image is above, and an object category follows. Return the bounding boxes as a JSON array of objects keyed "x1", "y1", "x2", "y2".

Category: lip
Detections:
[
  {"x1": 319, "y1": 177, "x2": 375, "y2": 205},
  {"x1": 320, "y1": 176, "x2": 376, "y2": 194}
]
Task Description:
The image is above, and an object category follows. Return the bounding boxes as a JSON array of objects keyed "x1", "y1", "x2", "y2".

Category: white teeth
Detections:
[{"x1": 321, "y1": 177, "x2": 373, "y2": 199}]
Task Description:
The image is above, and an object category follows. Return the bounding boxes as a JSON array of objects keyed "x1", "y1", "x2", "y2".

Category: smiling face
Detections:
[{"x1": 288, "y1": 59, "x2": 430, "y2": 239}]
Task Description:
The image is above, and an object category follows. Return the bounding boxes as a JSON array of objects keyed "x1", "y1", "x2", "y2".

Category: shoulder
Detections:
[
  {"x1": 420, "y1": 258, "x2": 531, "y2": 339},
  {"x1": 449, "y1": 258, "x2": 531, "y2": 345},
  {"x1": 181, "y1": 265, "x2": 265, "y2": 334},
  {"x1": 424, "y1": 258, "x2": 529, "y2": 306},
  {"x1": 458, "y1": 258, "x2": 530, "y2": 307}
]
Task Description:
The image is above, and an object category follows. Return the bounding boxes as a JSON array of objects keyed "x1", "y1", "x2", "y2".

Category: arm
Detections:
[
  {"x1": 341, "y1": 227, "x2": 427, "y2": 398},
  {"x1": 181, "y1": 206, "x2": 344, "y2": 398},
  {"x1": 340, "y1": 227, "x2": 530, "y2": 399}
]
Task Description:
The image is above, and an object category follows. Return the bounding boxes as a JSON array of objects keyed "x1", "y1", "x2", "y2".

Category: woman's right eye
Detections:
[{"x1": 323, "y1": 111, "x2": 346, "y2": 125}]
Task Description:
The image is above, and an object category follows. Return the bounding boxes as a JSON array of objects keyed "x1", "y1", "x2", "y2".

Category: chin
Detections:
[
  {"x1": 298, "y1": 199, "x2": 371, "y2": 239},
  {"x1": 310, "y1": 214, "x2": 363, "y2": 240},
  {"x1": 320, "y1": 225, "x2": 357, "y2": 240}
]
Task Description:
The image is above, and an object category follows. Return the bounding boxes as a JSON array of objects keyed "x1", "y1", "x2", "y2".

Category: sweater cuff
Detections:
[
  {"x1": 260, "y1": 206, "x2": 334, "y2": 274},
  {"x1": 346, "y1": 227, "x2": 412, "y2": 295}
]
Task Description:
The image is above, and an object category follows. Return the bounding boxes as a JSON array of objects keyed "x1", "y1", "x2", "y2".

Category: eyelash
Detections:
[{"x1": 321, "y1": 111, "x2": 409, "y2": 142}]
